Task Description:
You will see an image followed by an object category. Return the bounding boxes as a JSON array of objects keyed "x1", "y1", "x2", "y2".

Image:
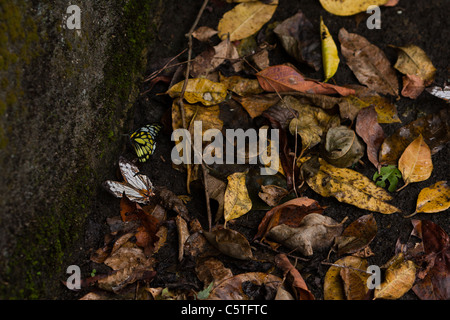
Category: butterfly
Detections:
[
  {"x1": 103, "y1": 157, "x2": 155, "y2": 204},
  {"x1": 129, "y1": 124, "x2": 162, "y2": 162}
]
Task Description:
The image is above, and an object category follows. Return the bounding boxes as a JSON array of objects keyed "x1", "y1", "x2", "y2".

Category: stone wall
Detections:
[{"x1": 0, "y1": 0, "x2": 161, "y2": 298}]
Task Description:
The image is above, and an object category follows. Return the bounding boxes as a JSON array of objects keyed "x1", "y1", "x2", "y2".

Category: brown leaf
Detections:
[
  {"x1": 256, "y1": 65, "x2": 355, "y2": 96},
  {"x1": 379, "y1": 109, "x2": 450, "y2": 165},
  {"x1": 275, "y1": 254, "x2": 315, "y2": 300},
  {"x1": 266, "y1": 213, "x2": 344, "y2": 256},
  {"x1": 203, "y1": 227, "x2": 254, "y2": 260},
  {"x1": 339, "y1": 28, "x2": 399, "y2": 96},
  {"x1": 401, "y1": 74, "x2": 425, "y2": 99},
  {"x1": 195, "y1": 257, "x2": 233, "y2": 288},
  {"x1": 321, "y1": 126, "x2": 365, "y2": 168},
  {"x1": 258, "y1": 184, "x2": 289, "y2": 207},
  {"x1": 411, "y1": 220, "x2": 450, "y2": 300},
  {"x1": 192, "y1": 26, "x2": 218, "y2": 42},
  {"x1": 208, "y1": 272, "x2": 285, "y2": 300},
  {"x1": 254, "y1": 197, "x2": 324, "y2": 240},
  {"x1": 335, "y1": 214, "x2": 377, "y2": 256},
  {"x1": 355, "y1": 106, "x2": 386, "y2": 169},
  {"x1": 274, "y1": 11, "x2": 321, "y2": 71},
  {"x1": 234, "y1": 94, "x2": 280, "y2": 119}
]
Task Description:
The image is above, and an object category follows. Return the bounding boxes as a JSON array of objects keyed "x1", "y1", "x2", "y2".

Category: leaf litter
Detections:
[{"x1": 78, "y1": 0, "x2": 449, "y2": 301}]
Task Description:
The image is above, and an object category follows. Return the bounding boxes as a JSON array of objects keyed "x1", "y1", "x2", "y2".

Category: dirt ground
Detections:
[{"x1": 73, "y1": 0, "x2": 449, "y2": 300}]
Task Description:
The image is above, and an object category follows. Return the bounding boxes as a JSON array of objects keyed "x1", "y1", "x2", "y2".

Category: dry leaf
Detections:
[
  {"x1": 195, "y1": 257, "x2": 233, "y2": 288},
  {"x1": 320, "y1": 0, "x2": 389, "y2": 16},
  {"x1": 274, "y1": 254, "x2": 315, "y2": 300},
  {"x1": 340, "y1": 268, "x2": 370, "y2": 300},
  {"x1": 301, "y1": 157, "x2": 400, "y2": 214},
  {"x1": 407, "y1": 181, "x2": 450, "y2": 217},
  {"x1": 320, "y1": 16, "x2": 339, "y2": 82},
  {"x1": 401, "y1": 74, "x2": 425, "y2": 99},
  {"x1": 234, "y1": 93, "x2": 280, "y2": 119},
  {"x1": 398, "y1": 134, "x2": 433, "y2": 190},
  {"x1": 217, "y1": 0, "x2": 278, "y2": 42},
  {"x1": 426, "y1": 84, "x2": 450, "y2": 102},
  {"x1": 335, "y1": 214, "x2": 377, "y2": 256},
  {"x1": 167, "y1": 78, "x2": 228, "y2": 106},
  {"x1": 258, "y1": 184, "x2": 289, "y2": 207},
  {"x1": 392, "y1": 45, "x2": 436, "y2": 86},
  {"x1": 266, "y1": 213, "x2": 344, "y2": 256},
  {"x1": 322, "y1": 126, "x2": 365, "y2": 168},
  {"x1": 176, "y1": 215, "x2": 189, "y2": 262},
  {"x1": 219, "y1": 74, "x2": 263, "y2": 96},
  {"x1": 339, "y1": 28, "x2": 398, "y2": 96},
  {"x1": 192, "y1": 26, "x2": 218, "y2": 42},
  {"x1": 256, "y1": 65, "x2": 356, "y2": 96},
  {"x1": 254, "y1": 197, "x2": 325, "y2": 240},
  {"x1": 208, "y1": 272, "x2": 285, "y2": 300},
  {"x1": 274, "y1": 11, "x2": 321, "y2": 71},
  {"x1": 379, "y1": 109, "x2": 450, "y2": 165},
  {"x1": 355, "y1": 106, "x2": 386, "y2": 169},
  {"x1": 203, "y1": 228, "x2": 254, "y2": 260},
  {"x1": 323, "y1": 256, "x2": 368, "y2": 300},
  {"x1": 224, "y1": 171, "x2": 253, "y2": 225},
  {"x1": 374, "y1": 253, "x2": 416, "y2": 300}
]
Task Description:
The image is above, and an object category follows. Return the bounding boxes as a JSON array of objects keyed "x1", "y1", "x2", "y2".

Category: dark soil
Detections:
[{"x1": 75, "y1": 0, "x2": 449, "y2": 300}]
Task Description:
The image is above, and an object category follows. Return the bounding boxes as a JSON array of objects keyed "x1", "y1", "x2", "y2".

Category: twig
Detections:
[
  {"x1": 321, "y1": 261, "x2": 372, "y2": 275},
  {"x1": 253, "y1": 240, "x2": 310, "y2": 262},
  {"x1": 178, "y1": 0, "x2": 213, "y2": 231}
]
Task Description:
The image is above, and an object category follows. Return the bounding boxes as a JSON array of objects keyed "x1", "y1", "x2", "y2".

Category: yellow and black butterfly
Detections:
[{"x1": 129, "y1": 124, "x2": 162, "y2": 162}]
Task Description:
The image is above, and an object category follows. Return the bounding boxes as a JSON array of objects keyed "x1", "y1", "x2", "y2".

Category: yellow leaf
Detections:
[
  {"x1": 398, "y1": 134, "x2": 433, "y2": 190},
  {"x1": 301, "y1": 158, "x2": 400, "y2": 214},
  {"x1": 320, "y1": 17, "x2": 339, "y2": 82},
  {"x1": 167, "y1": 78, "x2": 228, "y2": 106},
  {"x1": 392, "y1": 45, "x2": 436, "y2": 86},
  {"x1": 408, "y1": 181, "x2": 450, "y2": 216},
  {"x1": 319, "y1": 0, "x2": 388, "y2": 16},
  {"x1": 224, "y1": 172, "x2": 252, "y2": 226},
  {"x1": 217, "y1": 0, "x2": 278, "y2": 42},
  {"x1": 324, "y1": 256, "x2": 368, "y2": 300},
  {"x1": 374, "y1": 254, "x2": 416, "y2": 300}
]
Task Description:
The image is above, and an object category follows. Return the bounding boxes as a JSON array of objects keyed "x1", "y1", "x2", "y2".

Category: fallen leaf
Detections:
[
  {"x1": 274, "y1": 11, "x2": 321, "y2": 71},
  {"x1": 373, "y1": 165, "x2": 402, "y2": 192},
  {"x1": 254, "y1": 197, "x2": 325, "y2": 240},
  {"x1": 374, "y1": 253, "x2": 416, "y2": 300},
  {"x1": 192, "y1": 26, "x2": 218, "y2": 42},
  {"x1": 224, "y1": 171, "x2": 253, "y2": 225},
  {"x1": 323, "y1": 255, "x2": 368, "y2": 300},
  {"x1": 208, "y1": 272, "x2": 285, "y2": 300},
  {"x1": 335, "y1": 214, "x2": 377, "y2": 256},
  {"x1": 340, "y1": 268, "x2": 370, "y2": 300},
  {"x1": 176, "y1": 215, "x2": 190, "y2": 261},
  {"x1": 401, "y1": 74, "x2": 425, "y2": 99},
  {"x1": 410, "y1": 220, "x2": 450, "y2": 300},
  {"x1": 258, "y1": 184, "x2": 289, "y2": 207},
  {"x1": 301, "y1": 157, "x2": 400, "y2": 214},
  {"x1": 204, "y1": 173, "x2": 226, "y2": 222},
  {"x1": 392, "y1": 45, "x2": 436, "y2": 86},
  {"x1": 322, "y1": 126, "x2": 365, "y2": 168},
  {"x1": 408, "y1": 181, "x2": 450, "y2": 217},
  {"x1": 274, "y1": 254, "x2": 315, "y2": 300},
  {"x1": 379, "y1": 109, "x2": 450, "y2": 165},
  {"x1": 234, "y1": 93, "x2": 280, "y2": 118},
  {"x1": 339, "y1": 28, "x2": 399, "y2": 96},
  {"x1": 320, "y1": 0, "x2": 389, "y2": 16},
  {"x1": 219, "y1": 74, "x2": 263, "y2": 96},
  {"x1": 217, "y1": 0, "x2": 278, "y2": 42},
  {"x1": 266, "y1": 213, "x2": 344, "y2": 256},
  {"x1": 398, "y1": 134, "x2": 433, "y2": 190},
  {"x1": 195, "y1": 257, "x2": 233, "y2": 288},
  {"x1": 256, "y1": 64, "x2": 356, "y2": 96},
  {"x1": 167, "y1": 78, "x2": 228, "y2": 106},
  {"x1": 356, "y1": 106, "x2": 386, "y2": 169},
  {"x1": 203, "y1": 228, "x2": 254, "y2": 260},
  {"x1": 320, "y1": 16, "x2": 339, "y2": 82}
]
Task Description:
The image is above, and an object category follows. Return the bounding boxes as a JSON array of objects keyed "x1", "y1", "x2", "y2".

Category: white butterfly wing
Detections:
[
  {"x1": 118, "y1": 157, "x2": 153, "y2": 193},
  {"x1": 103, "y1": 180, "x2": 149, "y2": 204}
]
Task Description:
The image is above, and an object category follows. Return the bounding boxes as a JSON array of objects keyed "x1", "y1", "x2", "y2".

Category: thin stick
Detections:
[{"x1": 178, "y1": 0, "x2": 213, "y2": 231}]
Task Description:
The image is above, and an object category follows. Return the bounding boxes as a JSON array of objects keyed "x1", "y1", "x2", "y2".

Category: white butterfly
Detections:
[{"x1": 103, "y1": 157, "x2": 155, "y2": 204}]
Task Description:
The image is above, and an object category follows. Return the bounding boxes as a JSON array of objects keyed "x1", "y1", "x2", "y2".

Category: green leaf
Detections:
[
  {"x1": 373, "y1": 165, "x2": 402, "y2": 192},
  {"x1": 196, "y1": 281, "x2": 215, "y2": 300}
]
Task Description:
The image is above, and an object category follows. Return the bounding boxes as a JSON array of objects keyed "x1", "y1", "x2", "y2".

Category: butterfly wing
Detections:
[
  {"x1": 130, "y1": 124, "x2": 162, "y2": 162},
  {"x1": 118, "y1": 156, "x2": 154, "y2": 196},
  {"x1": 103, "y1": 180, "x2": 149, "y2": 204}
]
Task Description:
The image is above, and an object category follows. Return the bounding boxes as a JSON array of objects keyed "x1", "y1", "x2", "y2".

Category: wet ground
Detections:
[{"x1": 75, "y1": 0, "x2": 449, "y2": 300}]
